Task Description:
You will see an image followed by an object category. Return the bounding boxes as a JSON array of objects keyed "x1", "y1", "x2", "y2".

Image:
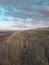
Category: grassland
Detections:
[{"x1": 0, "y1": 27, "x2": 49, "y2": 65}]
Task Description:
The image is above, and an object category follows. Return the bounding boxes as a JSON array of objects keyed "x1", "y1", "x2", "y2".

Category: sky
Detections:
[{"x1": 0, "y1": 0, "x2": 49, "y2": 30}]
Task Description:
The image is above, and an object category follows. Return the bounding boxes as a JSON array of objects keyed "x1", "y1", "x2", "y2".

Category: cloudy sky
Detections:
[{"x1": 0, "y1": 0, "x2": 49, "y2": 30}]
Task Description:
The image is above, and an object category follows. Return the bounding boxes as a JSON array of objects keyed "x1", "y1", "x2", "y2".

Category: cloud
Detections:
[{"x1": 0, "y1": 0, "x2": 49, "y2": 30}]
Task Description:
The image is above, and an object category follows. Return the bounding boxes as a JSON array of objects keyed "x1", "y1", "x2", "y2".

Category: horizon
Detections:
[{"x1": 0, "y1": 26, "x2": 49, "y2": 31}]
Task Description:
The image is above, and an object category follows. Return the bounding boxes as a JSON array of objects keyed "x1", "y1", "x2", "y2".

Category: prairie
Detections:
[{"x1": 0, "y1": 28, "x2": 49, "y2": 65}]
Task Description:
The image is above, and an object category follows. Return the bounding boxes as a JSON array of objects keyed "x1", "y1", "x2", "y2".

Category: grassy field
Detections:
[{"x1": 0, "y1": 27, "x2": 49, "y2": 65}]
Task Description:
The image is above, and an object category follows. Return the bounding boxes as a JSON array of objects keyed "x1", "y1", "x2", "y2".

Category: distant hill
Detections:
[
  {"x1": 0, "y1": 27, "x2": 49, "y2": 65},
  {"x1": 0, "y1": 30, "x2": 18, "y2": 34}
]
